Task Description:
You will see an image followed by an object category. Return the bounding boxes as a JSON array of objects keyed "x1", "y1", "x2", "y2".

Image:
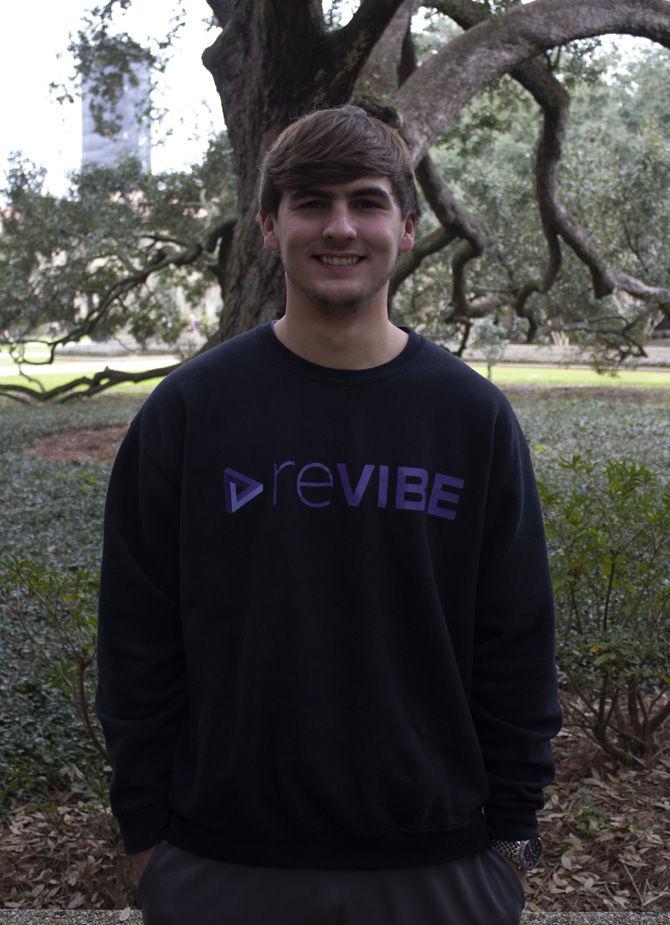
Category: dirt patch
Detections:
[{"x1": 27, "y1": 425, "x2": 128, "y2": 465}]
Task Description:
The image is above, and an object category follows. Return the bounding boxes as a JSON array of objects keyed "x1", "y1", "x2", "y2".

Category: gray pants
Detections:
[{"x1": 138, "y1": 841, "x2": 525, "y2": 924}]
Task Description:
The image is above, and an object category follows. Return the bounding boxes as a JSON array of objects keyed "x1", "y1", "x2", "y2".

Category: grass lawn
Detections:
[
  {"x1": 1, "y1": 363, "x2": 669, "y2": 395},
  {"x1": 469, "y1": 363, "x2": 670, "y2": 388}
]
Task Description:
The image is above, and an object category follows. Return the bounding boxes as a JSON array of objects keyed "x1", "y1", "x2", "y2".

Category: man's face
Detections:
[{"x1": 260, "y1": 176, "x2": 416, "y2": 317}]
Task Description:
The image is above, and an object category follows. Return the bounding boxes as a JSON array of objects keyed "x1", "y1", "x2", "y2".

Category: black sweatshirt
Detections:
[{"x1": 95, "y1": 321, "x2": 562, "y2": 869}]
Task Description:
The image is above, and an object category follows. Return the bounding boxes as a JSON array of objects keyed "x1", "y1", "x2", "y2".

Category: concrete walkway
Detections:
[{"x1": 0, "y1": 911, "x2": 668, "y2": 923}]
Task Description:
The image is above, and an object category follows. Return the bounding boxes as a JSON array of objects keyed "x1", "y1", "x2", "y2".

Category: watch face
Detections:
[{"x1": 521, "y1": 836, "x2": 543, "y2": 871}]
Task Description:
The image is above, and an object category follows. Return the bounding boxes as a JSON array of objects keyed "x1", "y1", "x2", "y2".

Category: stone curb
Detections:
[{"x1": 1, "y1": 912, "x2": 669, "y2": 923}]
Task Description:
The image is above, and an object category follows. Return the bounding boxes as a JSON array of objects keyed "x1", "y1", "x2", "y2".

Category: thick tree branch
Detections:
[
  {"x1": 333, "y1": 0, "x2": 410, "y2": 79},
  {"x1": 206, "y1": 0, "x2": 323, "y2": 35},
  {"x1": 398, "y1": 28, "x2": 502, "y2": 323},
  {"x1": 356, "y1": 0, "x2": 421, "y2": 99},
  {"x1": 0, "y1": 361, "x2": 182, "y2": 405},
  {"x1": 205, "y1": 0, "x2": 230, "y2": 28},
  {"x1": 395, "y1": 0, "x2": 670, "y2": 161},
  {"x1": 425, "y1": 0, "x2": 670, "y2": 333},
  {"x1": 205, "y1": 214, "x2": 237, "y2": 254},
  {"x1": 611, "y1": 272, "x2": 670, "y2": 307},
  {"x1": 429, "y1": 0, "x2": 565, "y2": 327},
  {"x1": 415, "y1": 155, "x2": 500, "y2": 319},
  {"x1": 390, "y1": 225, "x2": 455, "y2": 295},
  {"x1": 415, "y1": 155, "x2": 484, "y2": 250}
]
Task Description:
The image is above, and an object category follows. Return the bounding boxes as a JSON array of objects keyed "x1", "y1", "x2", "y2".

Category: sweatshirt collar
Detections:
[{"x1": 255, "y1": 320, "x2": 425, "y2": 386}]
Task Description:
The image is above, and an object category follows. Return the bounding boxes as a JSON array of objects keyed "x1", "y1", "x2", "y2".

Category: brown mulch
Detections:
[
  {"x1": 27, "y1": 425, "x2": 128, "y2": 466},
  {"x1": 1, "y1": 715, "x2": 668, "y2": 912},
  {"x1": 530, "y1": 719, "x2": 670, "y2": 913}
]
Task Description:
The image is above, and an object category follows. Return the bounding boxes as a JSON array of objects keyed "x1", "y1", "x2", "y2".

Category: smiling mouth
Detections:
[{"x1": 315, "y1": 255, "x2": 365, "y2": 266}]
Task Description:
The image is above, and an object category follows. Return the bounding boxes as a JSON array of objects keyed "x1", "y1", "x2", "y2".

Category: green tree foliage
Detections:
[
  {"x1": 394, "y1": 45, "x2": 670, "y2": 370},
  {"x1": 1, "y1": 3, "x2": 669, "y2": 400},
  {"x1": 0, "y1": 134, "x2": 235, "y2": 365}
]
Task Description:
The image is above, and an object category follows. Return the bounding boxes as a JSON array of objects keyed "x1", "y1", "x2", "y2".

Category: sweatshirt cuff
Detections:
[
  {"x1": 484, "y1": 804, "x2": 539, "y2": 841},
  {"x1": 116, "y1": 801, "x2": 172, "y2": 855}
]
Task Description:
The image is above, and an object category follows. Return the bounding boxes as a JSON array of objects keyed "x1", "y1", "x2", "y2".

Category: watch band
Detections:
[{"x1": 491, "y1": 836, "x2": 542, "y2": 872}]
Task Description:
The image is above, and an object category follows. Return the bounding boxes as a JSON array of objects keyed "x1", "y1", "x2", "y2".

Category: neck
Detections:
[{"x1": 271, "y1": 307, "x2": 408, "y2": 370}]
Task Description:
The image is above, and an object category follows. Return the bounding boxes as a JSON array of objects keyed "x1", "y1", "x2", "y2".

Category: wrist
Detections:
[{"x1": 491, "y1": 835, "x2": 542, "y2": 872}]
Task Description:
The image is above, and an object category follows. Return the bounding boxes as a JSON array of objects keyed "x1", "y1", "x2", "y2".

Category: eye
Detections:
[
  {"x1": 354, "y1": 199, "x2": 380, "y2": 209},
  {"x1": 297, "y1": 200, "x2": 325, "y2": 209}
]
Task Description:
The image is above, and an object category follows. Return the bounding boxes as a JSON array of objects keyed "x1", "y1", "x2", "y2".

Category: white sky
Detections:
[
  {"x1": 0, "y1": 2, "x2": 655, "y2": 198},
  {"x1": 0, "y1": 0, "x2": 220, "y2": 195}
]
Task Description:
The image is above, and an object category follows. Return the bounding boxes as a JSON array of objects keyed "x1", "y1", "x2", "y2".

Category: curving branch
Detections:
[
  {"x1": 204, "y1": 0, "x2": 229, "y2": 28},
  {"x1": 355, "y1": 0, "x2": 421, "y2": 99},
  {"x1": 0, "y1": 361, "x2": 183, "y2": 405},
  {"x1": 420, "y1": 0, "x2": 670, "y2": 341},
  {"x1": 4, "y1": 211, "x2": 237, "y2": 372},
  {"x1": 332, "y1": 0, "x2": 412, "y2": 81},
  {"x1": 429, "y1": 0, "x2": 568, "y2": 336},
  {"x1": 396, "y1": 0, "x2": 670, "y2": 161},
  {"x1": 395, "y1": 25, "x2": 502, "y2": 329},
  {"x1": 415, "y1": 156, "x2": 500, "y2": 318},
  {"x1": 205, "y1": 213, "x2": 237, "y2": 255},
  {"x1": 390, "y1": 225, "x2": 455, "y2": 296},
  {"x1": 206, "y1": 0, "x2": 324, "y2": 35},
  {"x1": 6, "y1": 242, "x2": 202, "y2": 366}
]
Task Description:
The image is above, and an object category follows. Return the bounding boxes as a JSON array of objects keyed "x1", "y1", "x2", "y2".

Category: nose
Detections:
[{"x1": 322, "y1": 203, "x2": 356, "y2": 241}]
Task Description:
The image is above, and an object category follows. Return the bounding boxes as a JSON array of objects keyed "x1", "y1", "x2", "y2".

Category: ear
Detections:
[
  {"x1": 260, "y1": 212, "x2": 280, "y2": 253},
  {"x1": 399, "y1": 214, "x2": 416, "y2": 253}
]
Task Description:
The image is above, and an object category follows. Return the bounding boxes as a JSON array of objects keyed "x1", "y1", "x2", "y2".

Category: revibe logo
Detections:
[{"x1": 224, "y1": 461, "x2": 464, "y2": 520}]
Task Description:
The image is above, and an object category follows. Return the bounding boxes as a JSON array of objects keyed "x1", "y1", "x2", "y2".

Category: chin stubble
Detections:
[{"x1": 282, "y1": 255, "x2": 399, "y2": 316}]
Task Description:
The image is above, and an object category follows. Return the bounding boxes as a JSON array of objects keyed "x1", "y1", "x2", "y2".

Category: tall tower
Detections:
[{"x1": 82, "y1": 58, "x2": 151, "y2": 171}]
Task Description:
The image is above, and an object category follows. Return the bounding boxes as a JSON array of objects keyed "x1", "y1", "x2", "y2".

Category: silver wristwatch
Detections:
[{"x1": 491, "y1": 836, "x2": 542, "y2": 872}]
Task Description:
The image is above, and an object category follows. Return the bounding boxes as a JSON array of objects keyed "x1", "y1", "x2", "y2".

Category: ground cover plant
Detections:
[{"x1": 0, "y1": 382, "x2": 668, "y2": 911}]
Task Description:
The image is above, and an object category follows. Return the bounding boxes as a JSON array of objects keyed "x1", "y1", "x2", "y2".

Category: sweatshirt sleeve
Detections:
[
  {"x1": 471, "y1": 402, "x2": 563, "y2": 841},
  {"x1": 95, "y1": 408, "x2": 186, "y2": 854}
]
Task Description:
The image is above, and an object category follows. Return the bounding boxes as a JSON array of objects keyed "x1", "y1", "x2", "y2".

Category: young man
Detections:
[{"x1": 96, "y1": 106, "x2": 562, "y2": 924}]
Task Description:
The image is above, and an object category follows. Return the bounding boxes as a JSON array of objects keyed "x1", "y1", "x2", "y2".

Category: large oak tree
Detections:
[{"x1": 2, "y1": 0, "x2": 669, "y2": 401}]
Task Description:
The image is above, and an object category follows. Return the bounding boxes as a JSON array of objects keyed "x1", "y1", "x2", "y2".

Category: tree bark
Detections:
[
  {"x1": 395, "y1": 0, "x2": 670, "y2": 160},
  {"x1": 202, "y1": 0, "x2": 409, "y2": 338},
  {"x1": 197, "y1": 0, "x2": 670, "y2": 341}
]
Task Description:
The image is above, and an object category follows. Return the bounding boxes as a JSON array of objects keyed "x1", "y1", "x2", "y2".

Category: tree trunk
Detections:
[
  {"x1": 203, "y1": 0, "x2": 409, "y2": 337},
  {"x1": 202, "y1": 0, "x2": 670, "y2": 340}
]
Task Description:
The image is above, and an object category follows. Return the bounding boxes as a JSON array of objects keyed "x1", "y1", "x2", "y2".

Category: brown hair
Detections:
[{"x1": 258, "y1": 105, "x2": 421, "y2": 221}]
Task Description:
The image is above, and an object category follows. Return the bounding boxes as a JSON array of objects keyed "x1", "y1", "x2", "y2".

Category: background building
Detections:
[{"x1": 82, "y1": 58, "x2": 151, "y2": 171}]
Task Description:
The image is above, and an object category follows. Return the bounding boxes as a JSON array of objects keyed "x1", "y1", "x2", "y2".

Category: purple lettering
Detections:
[
  {"x1": 297, "y1": 462, "x2": 333, "y2": 508},
  {"x1": 395, "y1": 467, "x2": 428, "y2": 511},
  {"x1": 377, "y1": 465, "x2": 389, "y2": 508},
  {"x1": 336, "y1": 463, "x2": 375, "y2": 506},
  {"x1": 273, "y1": 460, "x2": 295, "y2": 505},
  {"x1": 427, "y1": 473, "x2": 464, "y2": 520}
]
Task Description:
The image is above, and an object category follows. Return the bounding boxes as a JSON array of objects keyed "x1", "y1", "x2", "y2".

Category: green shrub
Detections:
[
  {"x1": 0, "y1": 557, "x2": 108, "y2": 804},
  {"x1": 538, "y1": 456, "x2": 670, "y2": 767}
]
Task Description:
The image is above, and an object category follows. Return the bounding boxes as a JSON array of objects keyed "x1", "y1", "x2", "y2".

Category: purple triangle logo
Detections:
[{"x1": 223, "y1": 467, "x2": 264, "y2": 513}]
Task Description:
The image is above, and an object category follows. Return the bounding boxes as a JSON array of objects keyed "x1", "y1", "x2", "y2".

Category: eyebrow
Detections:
[{"x1": 288, "y1": 186, "x2": 393, "y2": 205}]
